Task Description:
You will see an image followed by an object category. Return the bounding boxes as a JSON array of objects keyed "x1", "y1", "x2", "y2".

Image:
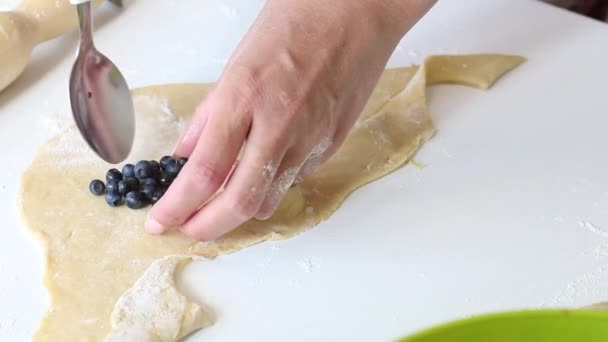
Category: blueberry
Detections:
[
  {"x1": 125, "y1": 176, "x2": 140, "y2": 189},
  {"x1": 160, "y1": 155, "x2": 175, "y2": 171},
  {"x1": 118, "y1": 177, "x2": 139, "y2": 196},
  {"x1": 150, "y1": 188, "x2": 165, "y2": 203},
  {"x1": 106, "y1": 180, "x2": 119, "y2": 194},
  {"x1": 122, "y1": 164, "x2": 135, "y2": 178},
  {"x1": 134, "y1": 160, "x2": 153, "y2": 179},
  {"x1": 149, "y1": 160, "x2": 161, "y2": 178},
  {"x1": 164, "y1": 161, "x2": 181, "y2": 175},
  {"x1": 177, "y1": 157, "x2": 188, "y2": 167},
  {"x1": 125, "y1": 191, "x2": 146, "y2": 209},
  {"x1": 106, "y1": 168, "x2": 123, "y2": 183},
  {"x1": 89, "y1": 179, "x2": 105, "y2": 196},
  {"x1": 142, "y1": 178, "x2": 158, "y2": 187},
  {"x1": 159, "y1": 172, "x2": 176, "y2": 186},
  {"x1": 117, "y1": 180, "x2": 129, "y2": 195},
  {"x1": 140, "y1": 183, "x2": 156, "y2": 200},
  {"x1": 105, "y1": 192, "x2": 122, "y2": 207}
]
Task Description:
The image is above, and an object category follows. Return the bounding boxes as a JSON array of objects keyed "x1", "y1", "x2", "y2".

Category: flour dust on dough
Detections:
[
  {"x1": 19, "y1": 54, "x2": 524, "y2": 341},
  {"x1": 105, "y1": 255, "x2": 212, "y2": 342}
]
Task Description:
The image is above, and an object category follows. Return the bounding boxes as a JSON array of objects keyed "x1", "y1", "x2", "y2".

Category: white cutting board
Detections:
[{"x1": 1, "y1": 0, "x2": 608, "y2": 341}]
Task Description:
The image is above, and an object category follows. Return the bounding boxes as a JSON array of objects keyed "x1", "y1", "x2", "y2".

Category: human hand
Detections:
[{"x1": 145, "y1": 0, "x2": 435, "y2": 239}]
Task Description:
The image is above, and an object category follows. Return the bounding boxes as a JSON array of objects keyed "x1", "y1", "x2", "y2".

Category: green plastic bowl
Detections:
[{"x1": 398, "y1": 310, "x2": 608, "y2": 342}]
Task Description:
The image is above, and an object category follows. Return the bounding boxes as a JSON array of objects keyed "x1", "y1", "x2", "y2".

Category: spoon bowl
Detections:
[{"x1": 69, "y1": 1, "x2": 134, "y2": 164}]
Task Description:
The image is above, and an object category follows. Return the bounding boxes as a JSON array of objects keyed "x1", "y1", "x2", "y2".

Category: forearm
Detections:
[
  {"x1": 262, "y1": 0, "x2": 436, "y2": 43},
  {"x1": 378, "y1": 0, "x2": 437, "y2": 38}
]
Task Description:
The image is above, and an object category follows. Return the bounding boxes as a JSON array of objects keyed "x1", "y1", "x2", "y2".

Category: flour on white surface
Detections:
[
  {"x1": 37, "y1": 111, "x2": 73, "y2": 135},
  {"x1": 549, "y1": 265, "x2": 608, "y2": 307},
  {"x1": 216, "y1": 3, "x2": 239, "y2": 19},
  {"x1": 589, "y1": 243, "x2": 608, "y2": 259},
  {"x1": 0, "y1": 318, "x2": 16, "y2": 332},
  {"x1": 578, "y1": 220, "x2": 608, "y2": 239},
  {"x1": 297, "y1": 257, "x2": 320, "y2": 273}
]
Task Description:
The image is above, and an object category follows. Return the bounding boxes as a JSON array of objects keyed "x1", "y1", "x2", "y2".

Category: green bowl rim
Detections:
[{"x1": 398, "y1": 309, "x2": 608, "y2": 341}]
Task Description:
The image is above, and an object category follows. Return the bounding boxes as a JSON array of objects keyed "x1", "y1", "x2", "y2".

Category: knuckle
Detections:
[
  {"x1": 277, "y1": 88, "x2": 300, "y2": 112},
  {"x1": 276, "y1": 89, "x2": 306, "y2": 122},
  {"x1": 189, "y1": 160, "x2": 224, "y2": 190},
  {"x1": 225, "y1": 66, "x2": 266, "y2": 113}
]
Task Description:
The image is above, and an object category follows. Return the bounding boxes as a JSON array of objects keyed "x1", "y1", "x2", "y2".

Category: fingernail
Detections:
[
  {"x1": 145, "y1": 216, "x2": 166, "y2": 235},
  {"x1": 254, "y1": 211, "x2": 273, "y2": 221}
]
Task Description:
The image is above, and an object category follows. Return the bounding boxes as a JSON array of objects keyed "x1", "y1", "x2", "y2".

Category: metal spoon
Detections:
[{"x1": 69, "y1": 0, "x2": 134, "y2": 164}]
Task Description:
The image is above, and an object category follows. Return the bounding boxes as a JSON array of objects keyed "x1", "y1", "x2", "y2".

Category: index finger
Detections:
[{"x1": 145, "y1": 98, "x2": 250, "y2": 234}]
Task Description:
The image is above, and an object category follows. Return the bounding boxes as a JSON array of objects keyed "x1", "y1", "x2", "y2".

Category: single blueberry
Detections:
[
  {"x1": 159, "y1": 155, "x2": 175, "y2": 171},
  {"x1": 150, "y1": 188, "x2": 166, "y2": 203},
  {"x1": 134, "y1": 160, "x2": 153, "y2": 179},
  {"x1": 105, "y1": 192, "x2": 122, "y2": 207},
  {"x1": 125, "y1": 176, "x2": 140, "y2": 189},
  {"x1": 118, "y1": 177, "x2": 139, "y2": 196},
  {"x1": 117, "y1": 180, "x2": 128, "y2": 196},
  {"x1": 89, "y1": 179, "x2": 105, "y2": 196},
  {"x1": 140, "y1": 183, "x2": 156, "y2": 200},
  {"x1": 164, "y1": 162, "x2": 181, "y2": 175},
  {"x1": 125, "y1": 191, "x2": 146, "y2": 209},
  {"x1": 122, "y1": 164, "x2": 135, "y2": 178},
  {"x1": 149, "y1": 160, "x2": 161, "y2": 178},
  {"x1": 106, "y1": 168, "x2": 123, "y2": 183},
  {"x1": 142, "y1": 178, "x2": 158, "y2": 187},
  {"x1": 177, "y1": 157, "x2": 188, "y2": 167},
  {"x1": 159, "y1": 172, "x2": 176, "y2": 186},
  {"x1": 106, "y1": 180, "x2": 119, "y2": 194}
]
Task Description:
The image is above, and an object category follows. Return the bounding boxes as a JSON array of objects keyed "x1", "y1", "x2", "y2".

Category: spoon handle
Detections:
[
  {"x1": 75, "y1": 2, "x2": 94, "y2": 52},
  {"x1": 0, "y1": 0, "x2": 103, "y2": 93}
]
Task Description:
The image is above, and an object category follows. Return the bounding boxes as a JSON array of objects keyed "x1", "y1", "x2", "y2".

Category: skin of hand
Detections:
[{"x1": 145, "y1": 0, "x2": 437, "y2": 240}]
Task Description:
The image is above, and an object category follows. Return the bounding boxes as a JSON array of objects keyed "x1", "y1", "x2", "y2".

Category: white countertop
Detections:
[{"x1": 2, "y1": 0, "x2": 608, "y2": 340}]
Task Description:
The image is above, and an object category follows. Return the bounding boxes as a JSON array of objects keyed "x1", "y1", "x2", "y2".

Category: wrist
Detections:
[{"x1": 358, "y1": 0, "x2": 437, "y2": 42}]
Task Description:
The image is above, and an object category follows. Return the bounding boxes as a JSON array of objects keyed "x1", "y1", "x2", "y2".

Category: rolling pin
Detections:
[{"x1": 0, "y1": 0, "x2": 106, "y2": 93}]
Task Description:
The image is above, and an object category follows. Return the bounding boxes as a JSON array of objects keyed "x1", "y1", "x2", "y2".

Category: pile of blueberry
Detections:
[{"x1": 89, "y1": 156, "x2": 187, "y2": 209}]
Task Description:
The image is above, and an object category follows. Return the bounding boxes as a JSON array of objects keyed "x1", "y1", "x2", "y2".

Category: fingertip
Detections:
[{"x1": 145, "y1": 215, "x2": 167, "y2": 235}]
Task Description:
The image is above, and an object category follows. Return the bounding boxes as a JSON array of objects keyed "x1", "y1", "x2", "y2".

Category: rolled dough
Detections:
[
  {"x1": 19, "y1": 54, "x2": 524, "y2": 341},
  {"x1": 0, "y1": 0, "x2": 104, "y2": 92}
]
